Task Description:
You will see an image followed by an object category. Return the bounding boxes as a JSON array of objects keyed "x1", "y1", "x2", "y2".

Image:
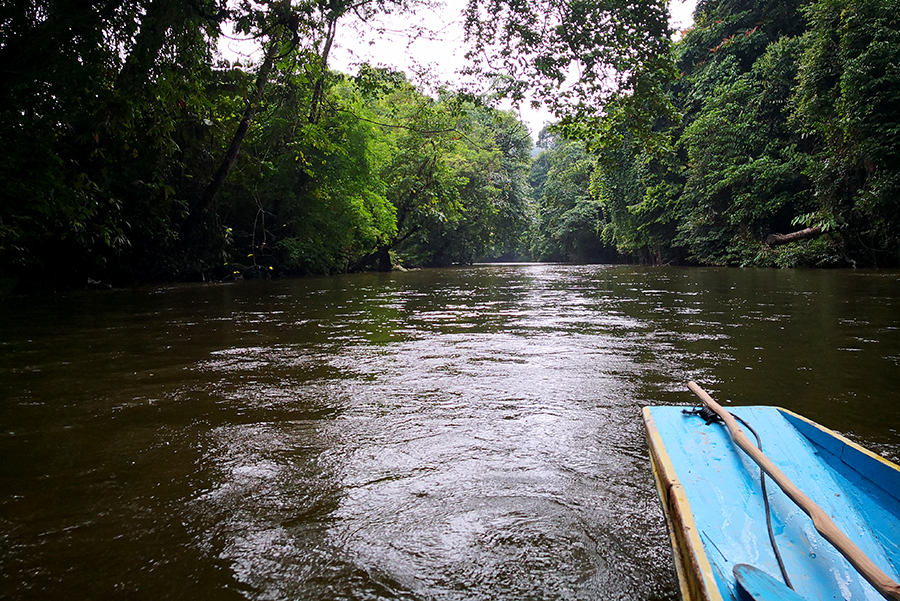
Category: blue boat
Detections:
[{"x1": 643, "y1": 385, "x2": 900, "y2": 601}]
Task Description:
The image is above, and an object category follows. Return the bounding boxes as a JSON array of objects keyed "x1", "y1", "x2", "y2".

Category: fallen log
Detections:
[{"x1": 766, "y1": 226, "x2": 823, "y2": 247}]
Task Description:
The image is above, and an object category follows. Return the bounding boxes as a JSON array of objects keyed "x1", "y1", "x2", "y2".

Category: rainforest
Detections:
[{"x1": 1, "y1": 0, "x2": 899, "y2": 292}]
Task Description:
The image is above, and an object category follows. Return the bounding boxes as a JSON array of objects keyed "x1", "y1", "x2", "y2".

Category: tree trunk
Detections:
[
  {"x1": 766, "y1": 226, "x2": 823, "y2": 247},
  {"x1": 181, "y1": 40, "x2": 278, "y2": 239},
  {"x1": 376, "y1": 245, "x2": 393, "y2": 272},
  {"x1": 308, "y1": 14, "x2": 339, "y2": 125},
  {"x1": 116, "y1": 0, "x2": 182, "y2": 92}
]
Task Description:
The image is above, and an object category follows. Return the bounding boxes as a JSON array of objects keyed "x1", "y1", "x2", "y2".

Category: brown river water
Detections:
[{"x1": 1, "y1": 264, "x2": 899, "y2": 600}]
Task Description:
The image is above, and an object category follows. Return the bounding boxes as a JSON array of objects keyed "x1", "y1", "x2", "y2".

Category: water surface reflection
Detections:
[{"x1": 1, "y1": 264, "x2": 898, "y2": 599}]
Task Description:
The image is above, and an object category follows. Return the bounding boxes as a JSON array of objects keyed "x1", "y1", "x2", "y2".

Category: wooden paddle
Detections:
[{"x1": 687, "y1": 381, "x2": 900, "y2": 601}]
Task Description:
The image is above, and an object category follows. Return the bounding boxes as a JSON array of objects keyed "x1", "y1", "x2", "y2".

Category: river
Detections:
[{"x1": 1, "y1": 264, "x2": 898, "y2": 600}]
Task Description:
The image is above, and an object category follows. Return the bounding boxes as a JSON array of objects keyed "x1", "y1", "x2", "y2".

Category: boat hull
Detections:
[{"x1": 643, "y1": 405, "x2": 900, "y2": 601}]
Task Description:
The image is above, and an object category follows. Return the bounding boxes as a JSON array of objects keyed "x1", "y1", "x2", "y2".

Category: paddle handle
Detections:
[{"x1": 687, "y1": 382, "x2": 900, "y2": 601}]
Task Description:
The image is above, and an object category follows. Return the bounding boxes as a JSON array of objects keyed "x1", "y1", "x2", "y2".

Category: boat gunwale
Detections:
[{"x1": 643, "y1": 406, "x2": 724, "y2": 601}]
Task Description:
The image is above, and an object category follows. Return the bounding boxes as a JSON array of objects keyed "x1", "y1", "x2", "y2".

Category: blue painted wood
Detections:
[
  {"x1": 780, "y1": 411, "x2": 900, "y2": 500},
  {"x1": 733, "y1": 564, "x2": 809, "y2": 601},
  {"x1": 645, "y1": 405, "x2": 900, "y2": 601}
]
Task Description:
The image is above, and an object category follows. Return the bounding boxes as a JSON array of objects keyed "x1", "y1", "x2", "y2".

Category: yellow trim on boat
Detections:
[
  {"x1": 643, "y1": 407, "x2": 725, "y2": 601},
  {"x1": 649, "y1": 442, "x2": 693, "y2": 601}
]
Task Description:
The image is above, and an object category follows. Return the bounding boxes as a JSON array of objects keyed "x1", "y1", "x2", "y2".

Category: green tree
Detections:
[
  {"x1": 0, "y1": 0, "x2": 434, "y2": 287},
  {"x1": 531, "y1": 137, "x2": 613, "y2": 262},
  {"x1": 271, "y1": 72, "x2": 399, "y2": 275},
  {"x1": 592, "y1": 137, "x2": 684, "y2": 265},
  {"x1": 0, "y1": 0, "x2": 226, "y2": 286},
  {"x1": 180, "y1": 0, "x2": 418, "y2": 256},
  {"x1": 678, "y1": 37, "x2": 816, "y2": 266},
  {"x1": 462, "y1": 0, "x2": 677, "y2": 148},
  {"x1": 418, "y1": 107, "x2": 534, "y2": 265},
  {"x1": 794, "y1": 0, "x2": 900, "y2": 265},
  {"x1": 589, "y1": 0, "x2": 833, "y2": 267}
]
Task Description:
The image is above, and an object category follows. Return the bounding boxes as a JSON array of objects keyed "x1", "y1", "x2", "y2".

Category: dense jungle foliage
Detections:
[
  {"x1": 589, "y1": 0, "x2": 900, "y2": 268},
  {"x1": 1, "y1": 0, "x2": 898, "y2": 291}
]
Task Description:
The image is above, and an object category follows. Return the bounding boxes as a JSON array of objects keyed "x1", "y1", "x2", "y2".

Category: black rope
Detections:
[{"x1": 683, "y1": 406, "x2": 794, "y2": 590}]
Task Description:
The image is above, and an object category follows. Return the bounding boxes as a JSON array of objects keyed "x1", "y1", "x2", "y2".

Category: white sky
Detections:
[
  {"x1": 330, "y1": 0, "x2": 697, "y2": 140},
  {"x1": 220, "y1": 1, "x2": 697, "y2": 141}
]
